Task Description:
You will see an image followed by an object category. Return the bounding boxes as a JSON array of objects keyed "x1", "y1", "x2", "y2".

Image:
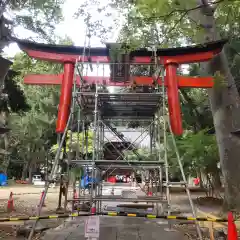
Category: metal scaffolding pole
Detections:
[
  {"x1": 160, "y1": 69, "x2": 172, "y2": 230},
  {"x1": 76, "y1": 105, "x2": 82, "y2": 159},
  {"x1": 101, "y1": 125, "x2": 154, "y2": 194},
  {"x1": 159, "y1": 69, "x2": 203, "y2": 239},
  {"x1": 90, "y1": 77, "x2": 99, "y2": 209},
  {"x1": 28, "y1": 109, "x2": 73, "y2": 240},
  {"x1": 101, "y1": 121, "x2": 104, "y2": 159},
  {"x1": 168, "y1": 118, "x2": 203, "y2": 239},
  {"x1": 96, "y1": 118, "x2": 100, "y2": 160},
  {"x1": 156, "y1": 110, "x2": 163, "y2": 199},
  {"x1": 150, "y1": 124, "x2": 153, "y2": 154},
  {"x1": 68, "y1": 66, "x2": 78, "y2": 214}
]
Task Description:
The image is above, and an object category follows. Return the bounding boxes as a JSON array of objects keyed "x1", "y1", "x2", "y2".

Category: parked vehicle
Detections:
[{"x1": 32, "y1": 175, "x2": 42, "y2": 183}]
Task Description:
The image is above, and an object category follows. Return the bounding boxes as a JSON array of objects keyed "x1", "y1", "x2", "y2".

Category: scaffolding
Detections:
[
  {"x1": 24, "y1": 42, "x2": 220, "y2": 240},
  {"x1": 14, "y1": 17, "x2": 228, "y2": 238},
  {"x1": 69, "y1": 88, "x2": 166, "y2": 208},
  {"x1": 53, "y1": 54, "x2": 202, "y2": 239},
  {"x1": 27, "y1": 60, "x2": 203, "y2": 240}
]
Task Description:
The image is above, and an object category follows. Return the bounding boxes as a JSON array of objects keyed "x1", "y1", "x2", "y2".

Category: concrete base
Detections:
[
  {"x1": 56, "y1": 207, "x2": 65, "y2": 214},
  {"x1": 16, "y1": 221, "x2": 47, "y2": 238},
  {"x1": 42, "y1": 216, "x2": 185, "y2": 240}
]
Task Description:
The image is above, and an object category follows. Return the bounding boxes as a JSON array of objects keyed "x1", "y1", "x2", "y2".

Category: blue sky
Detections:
[{"x1": 3, "y1": 0, "x2": 120, "y2": 57}]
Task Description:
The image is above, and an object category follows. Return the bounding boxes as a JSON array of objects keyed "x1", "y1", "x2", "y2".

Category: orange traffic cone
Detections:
[
  {"x1": 228, "y1": 212, "x2": 238, "y2": 240},
  {"x1": 38, "y1": 190, "x2": 46, "y2": 207},
  {"x1": 7, "y1": 191, "x2": 14, "y2": 212}
]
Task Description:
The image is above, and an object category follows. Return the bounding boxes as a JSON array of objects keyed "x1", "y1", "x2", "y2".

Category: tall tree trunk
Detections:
[
  {"x1": 28, "y1": 160, "x2": 33, "y2": 183},
  {"x1": 211, "y1": 170, "x2": 222, "y2": 198},
  {"x1": 190, "y1": 0, "x2": 240, "y2": 210},
  {"x1": 22, "y1": 162, "x2": 28, "y2": 180},
  {"x1": 198, "y1": 169, "x2": 206, "y2": 189},
  {"x1": 0, "y1": 111, "x2": 10, "y2": 173}
]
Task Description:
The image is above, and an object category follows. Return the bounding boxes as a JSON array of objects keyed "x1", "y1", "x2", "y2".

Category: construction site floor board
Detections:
[{"x1": 42, "y1": 216, "x2": 186, "y2": 240}]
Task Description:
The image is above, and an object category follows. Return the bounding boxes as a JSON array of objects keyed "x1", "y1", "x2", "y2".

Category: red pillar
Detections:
[
  {"x1": 165, "y1": 62, "x2": 183, "y2": 135},
  {"x1": 56, "y1": 62, "x2": 75, "y2": 133}
]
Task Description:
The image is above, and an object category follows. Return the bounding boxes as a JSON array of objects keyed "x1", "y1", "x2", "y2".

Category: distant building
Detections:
[
  {"x1": 104, "y1": 127, "x2": 150, "y2": 148},
  {"x1": 102, "y1": 127, "x2": 150, "y2": 160}
]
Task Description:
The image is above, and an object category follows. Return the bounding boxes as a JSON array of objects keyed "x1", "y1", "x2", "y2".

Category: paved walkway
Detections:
[
  {"x1": 42, "y1": 185, "x2": 200, "y2": 239},
  {"x1": 42, "y1": 216, "x2": 186, "y2": 240}
]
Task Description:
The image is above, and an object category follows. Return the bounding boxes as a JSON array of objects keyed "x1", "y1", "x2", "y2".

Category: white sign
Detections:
[{"x1": 85, "y1": 216, "x2": 100, "y2": 239}]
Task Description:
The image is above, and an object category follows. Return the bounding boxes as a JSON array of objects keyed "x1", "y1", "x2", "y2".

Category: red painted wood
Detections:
[
  {"x1": 24, "y1": 74, "x2": 64, "y2": 84},
  {"x1": 26, "y1": 49, "x2": 109, "y2": 63},
  {"x1": 165, "y1": 63, "x2": 183, "y2": 135},
  {"x1": 160, "y1": 52, "x2": 214, "y2": 65},
  {"x1": 56, "y1": 63, "x2": 75, "y2": 133},
  {"x1": 177, "y1": 76, "x2": 213, "y2": 88},
  {"x1": 26, "y1": 49, "x2": 217, "y2": 64},
  {"x1": 24, "y1": 74, "x2": 214, "y2": 88},
  {"x1": 133, "y1": 76, "x2": 214, "y2": 88},
  {"x1": 23, "y1": 44, "x2": 224, "y2": 136}
]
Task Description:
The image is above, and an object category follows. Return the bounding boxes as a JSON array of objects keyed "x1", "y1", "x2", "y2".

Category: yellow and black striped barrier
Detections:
[
  {"x1": 0, "y1": 213, "x2": 91, "y2": 222},
  {"x1": 104, "y1": 212, "x2": 228, "y2": 222},
  {"x1": 0, "y1": 212, "x2": 228, "y2": 223}
]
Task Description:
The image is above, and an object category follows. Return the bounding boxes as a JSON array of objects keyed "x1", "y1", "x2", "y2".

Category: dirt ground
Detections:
[
  {"x1": 0, "y1": 185, "x2": 65, "y2": 216},
  {"x1": 0, "y1": 185, "x2": 228, "y2": 239},
  {"x1": 0, "y1": 185, "x2": 70, "y2": 239}
]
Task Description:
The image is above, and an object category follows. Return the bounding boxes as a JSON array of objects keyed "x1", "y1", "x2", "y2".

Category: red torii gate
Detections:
[{"x1": 15, "y1": 39, "x2": 227, "y2": 135}]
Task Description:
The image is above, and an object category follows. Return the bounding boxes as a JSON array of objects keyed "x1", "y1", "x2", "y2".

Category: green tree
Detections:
[
  {"x1": 112, "y1": 0, "x2": 240, "y2": 210},
  {"x1": 50, "y1": 130, "x2": 94, "y2": 156},
  {"x1": 0, "y1": 69, "x2": 29, "y2": 173},
  {"x1": 5, "y1": 35, "x2": 76, "y2": 180},
  {"x1": 7, "y1": 52, "x2": 61, "y2": 180},
  {"x1": 76, "y1": 0, "x2": 240, "y2": 210},
  {"x1": 169, "y1": 130, "x2": 220, "y2": 193},
  {"x1": 0, "y1": 0, "x2": 64, "y2": 50},
  {"x1": 123, "y1": 148, "x2": 158, "y2": 161}
]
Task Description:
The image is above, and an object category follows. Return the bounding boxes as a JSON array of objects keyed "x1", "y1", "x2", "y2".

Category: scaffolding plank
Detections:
[
  {"x1": 68, "y1": 195, "x2": 167, "y2": 203},
  {"x1": 71, "y1": 160, "x2": 164, "y2": 165},
  {"x1": 76, "y1": 92, "x2": 162, "y2": 120}
]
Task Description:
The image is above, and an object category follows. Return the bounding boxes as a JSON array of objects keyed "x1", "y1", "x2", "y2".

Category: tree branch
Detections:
[
  {"x1": 201, "y1": 0, "x2": 210, "y2": 5},
  {"x1": 136, "y1": 0, "x2": 225, "y2": 21},
  {"x1": 159, "y1": 11, "x2": 189, "y2": 45},
  {"x1": 0, "y1": 0, "x2": 11, "y2": 18},
  {"x1": 129, "y1": 0, "x2": 226, "y2": 46},
  {"x1": 180, "y1": 89, "x2": 203, "y2": 132}
]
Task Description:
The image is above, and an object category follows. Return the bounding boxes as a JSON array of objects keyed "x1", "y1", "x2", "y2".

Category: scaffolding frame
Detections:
[
  {"x1": 59, "y1": 57, "x2": 202, "y2": 237},
  {"x1": 28, "y1": 56, "x2": 203, "y2": 240},
  {"x1": 70, "y1": 71, "x2": 166, "y2": 200}
]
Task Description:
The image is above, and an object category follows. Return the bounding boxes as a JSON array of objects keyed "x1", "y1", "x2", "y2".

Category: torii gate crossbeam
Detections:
[{"x1": 15, "y1": 39, "x2": 227, "y2": 135}]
